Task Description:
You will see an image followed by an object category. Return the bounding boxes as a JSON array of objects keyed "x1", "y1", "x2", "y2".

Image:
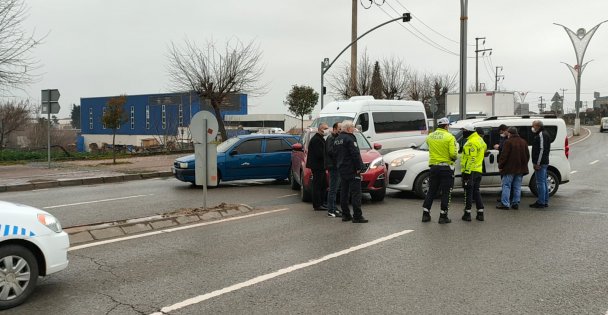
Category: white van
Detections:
[{"x1": 311, "y1": 96, "x2": 428, "y2": 152}]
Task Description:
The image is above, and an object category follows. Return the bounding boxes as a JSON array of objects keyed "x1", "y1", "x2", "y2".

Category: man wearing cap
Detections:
[
  {"x1": 497, "y1": 127, "x2": 530, "y2": 210},
  {"x1": 422, "y1": 117, "x2": 458, "y2": 224},
  {"x1": 460, "y1": 125, "x2": 487, "y2": 221}
]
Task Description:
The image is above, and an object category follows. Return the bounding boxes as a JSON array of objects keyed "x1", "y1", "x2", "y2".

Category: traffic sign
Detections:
[
  {"x1": 41, "y1": 103, "x2": 60, "y2": 114},
  {"x1": 41, "y1": 89, "x2": 60, "y2": 114},
  {"x1": 41, "y1": 89, "x2": 60, "y2": 103},
  {"x1": 429, "y1": 98, "x2": 438, "y2": 113},
  {"x1": 190, "y1": 111, "x2": 219, "y2": 144}
]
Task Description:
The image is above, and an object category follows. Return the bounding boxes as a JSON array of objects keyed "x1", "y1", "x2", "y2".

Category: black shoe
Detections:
[
  {"x1": 327, "y1": 211, "x2": 342, "y2": 218},
  {"x1": 422, "y1": 211, "x2": 431, "y2": 222},
  {"x1": 511, "y1": 204, "x2": 519, "y2": 210},
  {"x1": 462, "y1": 212, "x2": 472, "y2": 221},
  {"x1": 438, "y1": 214, "x2": 451, "y2": 224},
  {"x1": 476, "y1": 212, "x2": 484, "y2": 221},
  {"x1": 352, "y1": 217, "x2": 369, "y2": 223},
  {"x1": 342, "y1": 216, "x2": 352, "y2": 222},
  {"x1": 496, "y1": 203, "x2": 509, "y2": 210},
  {"x1": 529, "y1": 202, "x2": 545, "y2": 208},
  {"x1": 496, "y1": 198, "x2": 502, "y2": 202}
]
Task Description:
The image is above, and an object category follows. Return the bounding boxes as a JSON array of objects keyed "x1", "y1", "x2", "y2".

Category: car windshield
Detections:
[
  {"x1": 418, "y1": 129, "x2": 462, "y2": 151},
  {"x1": 310, "y1": 116, "x2": 353, "y2": 128},
  {"x1": 217, "y1": 137, "x2": 241, "y2": 152},
  {"x1": 354, "y1": 132, "x2": 371, "y2": 150}
]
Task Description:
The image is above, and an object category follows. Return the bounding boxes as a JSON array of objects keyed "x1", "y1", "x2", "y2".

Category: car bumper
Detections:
[
  {"x1": 386, "y1": 167, "x2": 417, "y2": 191},
  {"x1": 361, "y1": 168, "x2": 386, "y2": 192},
  {"x1": 173, "y1": 167, "x2": 195, "y2": 183},
  {"x1": 38, "y1": 231, "x2": 70, "y2": 275}
]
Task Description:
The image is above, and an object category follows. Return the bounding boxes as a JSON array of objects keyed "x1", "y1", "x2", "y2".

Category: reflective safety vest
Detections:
[
  {"x1": 427, "y1": 128, "x2": 458, "y2": 166},
  {"x1": 461, "y1": 132, "x2": 487, "y2": 174}
]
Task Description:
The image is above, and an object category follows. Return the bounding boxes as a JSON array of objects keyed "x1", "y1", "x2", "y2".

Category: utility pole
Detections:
[
  {"x1": 475, "y1": 37, "x2": 492, "y2": 92},
  {"x1": 495, "y1": 66, "x2": 504, "y2": 91},
  {"x1": 560, "y1": 88, "x2": 567, "y2": 114},
  {"x1": 459, "y1": 0, "x2": 468, "y2": 121},
  {"x1": 350, "y1": 0, "x2": 357, "y2": 97},
  {"x1": 538, "y1": 96, "x2": 545, "y2": 113}
]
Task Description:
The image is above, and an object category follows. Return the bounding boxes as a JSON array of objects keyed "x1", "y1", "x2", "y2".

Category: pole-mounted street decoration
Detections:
[{"x1": 554, "y1": 21, "x2": 607, "y2": 136}]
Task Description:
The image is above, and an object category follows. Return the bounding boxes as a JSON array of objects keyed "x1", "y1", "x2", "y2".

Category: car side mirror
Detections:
[
  {"x1": 373, "y1": 143, "x2": 382, "y2": 150},
  {"x1": 229, "y1": 150, "x2": 238, "y2": 156},
  {"x1": 291, "y1": 143, "x2": 303, "y2": 151}
]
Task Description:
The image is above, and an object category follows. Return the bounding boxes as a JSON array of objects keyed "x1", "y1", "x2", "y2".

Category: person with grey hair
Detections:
[
  {"x1": 334, "y1": 120, "x2": 368, "y2": 223},
  {"x1": 324, "y1": 122, "x2": 342, "y2": 217},
  {"x1": 497, "y1": 127, "x2": 530, "y2": 210},
  {"x1": 530, "y1": 120, "x2": 551, "y2": 208},
  {"x1": 306, "y1": 123, "x2": 329, "y2": 211}
]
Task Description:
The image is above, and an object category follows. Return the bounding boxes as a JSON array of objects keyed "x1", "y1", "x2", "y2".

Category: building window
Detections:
[
  {"x1": 130, "y1": 106, "x2": 135, "y2": 129},
  {"x1": 89, "y1": 107, "x2": 93, "y2": 130},
  {"x1": 178, "y1": 104, "x2": 183, "y2": 127},
  {"x1": 146, "y1": 106, "x2": 150, "y2": 129},
  {"x1": 162, "y1": 104, "x2": 166, "y2": 129},
  {"x1": 102, "y1": 108, "x2": 107, "y2": 129}
]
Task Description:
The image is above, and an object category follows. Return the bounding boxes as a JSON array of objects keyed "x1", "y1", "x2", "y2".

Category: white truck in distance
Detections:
[{"x1": 446, "y1": 91, "x2": 516, "y2": 122}]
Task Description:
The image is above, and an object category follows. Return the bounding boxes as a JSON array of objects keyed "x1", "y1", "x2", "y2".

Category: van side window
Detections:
[
  {"x1": 515, "y1": 125, "x2": 557, "y2": 145},
  {"x1": 356, "y1": 113, "x2": 369, "y2": 132},
  {"x1": 373, "y1": 112, "x2": 426, "y2": 133}
]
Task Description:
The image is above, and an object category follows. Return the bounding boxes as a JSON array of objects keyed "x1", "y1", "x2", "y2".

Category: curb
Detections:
[
  {"x1": 65, "y1": 204, "x2": 254, "y2": 246},
  {"x1": 0, "y1": 170, "x2": 174, "y2": 193}
]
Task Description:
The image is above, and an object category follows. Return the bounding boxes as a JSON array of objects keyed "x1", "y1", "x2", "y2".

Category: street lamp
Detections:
[
  {"x1": 554, "y1": 21, "x2": 607, "y2": 136},
  {"x1": 320, "y1": 13, "x2": 411, "y2": 109}
]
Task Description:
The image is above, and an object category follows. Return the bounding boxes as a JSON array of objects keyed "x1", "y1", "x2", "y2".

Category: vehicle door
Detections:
[
  {"x1": 479, "y1": 127, "x2": 500, "y2": 186},
  {"x1": 224, "y1": 138, "x2": 264, "y2": 180},
  {"x1": 355, "y1": 112, "x2": 371, "y2": 140},
  {"x1": 261, "y1": 137, "x2": 296, "y2": 179}
]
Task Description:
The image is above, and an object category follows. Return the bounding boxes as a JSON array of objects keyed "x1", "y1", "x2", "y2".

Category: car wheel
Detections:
[
  {"x1": 413, "y1": 171, "x2": 430, "y2": 199},
  {"x1": 0, "y1": 245, "x2": 39, "y2": 310},
  {"x1": 529, "y1": 169, "x2": 559, "y2": 197},
  {"x1": 290, "y1": 168, "x2": 300, "y2": 190},
  {"x1": 369, "y1": 187, "x2": 386, "y2": 202},
  {"x1": 300, "y1": 171, "x2": 311, "y2": 202}
]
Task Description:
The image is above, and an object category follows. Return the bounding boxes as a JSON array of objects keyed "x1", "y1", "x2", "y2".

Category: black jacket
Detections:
[
  {"x1": 334, "y1": 132, "x2": 364, "y2": 178},
  {"x1": 305, "y1": 132, "x2": 326, "y2": 170},
  {"x1": 531, "y1": 129, "x2": 550, "y2": 166},
  {"x1": 324, "y1": 133, "x2": 338, "y2": 169}
]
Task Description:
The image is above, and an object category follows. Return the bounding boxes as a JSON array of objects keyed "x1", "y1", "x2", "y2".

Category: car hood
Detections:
[
  {"x1": 0, "y1": 200, "x2": 50, "y2": 216},
  {"x1": 383, "y1": 148, "x2": 429, "y2": 165},
  {"x1": 175, "y1": 152, "x2": 225, "y2": 164},
  {"x1": 360, "y1": 149, "x2": 382, "y2": 162}
]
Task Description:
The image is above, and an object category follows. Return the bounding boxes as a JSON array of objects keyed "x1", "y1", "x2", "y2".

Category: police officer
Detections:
[
  {"x1": 460, "y1": 125, "x2": 487, "y2": 222},
  {"x1": 422, "y1": 117, "x2": 458, "y2": 224},
  {"x1": 334, "y1": 120, "x2": 368, "y2": 223},
  {"x1": 325, "y1": 122, "x2": 342, "y2": 217}
]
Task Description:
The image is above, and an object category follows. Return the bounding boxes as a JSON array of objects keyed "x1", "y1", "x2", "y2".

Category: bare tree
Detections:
[
  {"x1": 167, "y1": 38, "x2": 265, "y2": 141},
  {"x1": 0, "y1": 99, "x2": 29, "y2": 149},
  {"x1": 380, "y1": 56, "x2": 410, "y2": 100},
  {"x1": 101, "y1": 95, "x2": 128, "y2": 164},
  {"x1": 328, "y1": 50, "x2": 373, "y2": 99},
  {"x1": 0, "y1": 0, "x2": 42, "y2": 93}
]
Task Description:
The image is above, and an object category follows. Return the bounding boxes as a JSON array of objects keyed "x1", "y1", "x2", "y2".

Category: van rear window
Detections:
[{"x1": 373, "y1": 112, "x2": 426, "y2": 133}]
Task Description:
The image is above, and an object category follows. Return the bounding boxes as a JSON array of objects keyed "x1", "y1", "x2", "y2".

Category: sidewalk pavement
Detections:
[{"x1": 0, "y1": 153, "x2": 187, "y2": 192}]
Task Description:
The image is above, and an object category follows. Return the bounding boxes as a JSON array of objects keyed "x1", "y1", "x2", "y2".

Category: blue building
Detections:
[{"x1": 80, "y1": 92, "x2": 247, "y2": 150}]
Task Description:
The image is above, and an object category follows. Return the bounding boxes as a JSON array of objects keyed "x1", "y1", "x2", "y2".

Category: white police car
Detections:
[{"x1": 0, "y1": 201, "x2": 69, "y2": 310}]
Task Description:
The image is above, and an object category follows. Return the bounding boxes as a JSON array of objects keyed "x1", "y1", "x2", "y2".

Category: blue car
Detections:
[{"x1": 173, "y1": 134, "x2": 300, "y2": 185}]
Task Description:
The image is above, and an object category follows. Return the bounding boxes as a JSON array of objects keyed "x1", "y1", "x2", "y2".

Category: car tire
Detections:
[
  {"x1": 290, "y1": 168, "x2": 300, "y2": 190},
  {"x1": 369, "y1": 187, "x2": 386, "y2": 202},
  {"x1": 529, "y1": 169, "x2": 559, "y2": 197},
  {"x1": 300, "y1": 171, "x2": 312, "y2": 202},
  {"x1": 0, "y1": 244, "x2": 39, "y2": 310},
  {"x1": 413, "y1": 171, "x2": 430, "y2": 199}
]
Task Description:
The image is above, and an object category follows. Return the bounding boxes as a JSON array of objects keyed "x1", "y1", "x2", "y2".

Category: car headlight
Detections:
[
  {"x1": 369, "y1": 157, "x2": 384, "y2": 170},
  {"x1": 37, "y1": 213, "x2": 62, "y2": 233},
  {"x1": 179, "y1": 162, "x2": 189, "y2": 169},
  {"x1": 390, "y1": 154, "x2": 415, "y2": 167}
]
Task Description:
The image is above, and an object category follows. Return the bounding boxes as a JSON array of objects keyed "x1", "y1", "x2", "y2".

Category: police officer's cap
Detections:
[{"x1": 437, "y1": 117, "x2": 450, "y2": 126}]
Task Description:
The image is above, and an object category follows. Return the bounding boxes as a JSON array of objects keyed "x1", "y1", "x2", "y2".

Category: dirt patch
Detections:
[{"x1": 164, "y1": 202, "x2": 249, "y2": 216}]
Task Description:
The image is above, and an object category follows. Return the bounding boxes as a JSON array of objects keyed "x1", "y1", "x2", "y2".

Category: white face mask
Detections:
[
  {"x1": 323, "y1": 129, "x2": 331, "y2": 136},
  {"x1": 500, "y1": 133, "x2": 507, "y2": 138},
  {"x1": 531, "y1": 127, "x2": 537, "y2": 133}
]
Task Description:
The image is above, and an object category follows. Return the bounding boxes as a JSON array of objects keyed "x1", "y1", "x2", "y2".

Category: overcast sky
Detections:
[{"x1": 17, "y1": 0, "x2": 608, "y2": 118}]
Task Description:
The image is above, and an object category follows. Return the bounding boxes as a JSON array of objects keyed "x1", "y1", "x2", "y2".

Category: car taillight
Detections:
[{"x1": 565, "y1": 136, "x2": 569, "y2": 159}]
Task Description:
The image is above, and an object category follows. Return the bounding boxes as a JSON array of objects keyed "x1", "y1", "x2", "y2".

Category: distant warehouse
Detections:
[{"x1": 80, "y1": 92, "x2": 247, "y2": 151}]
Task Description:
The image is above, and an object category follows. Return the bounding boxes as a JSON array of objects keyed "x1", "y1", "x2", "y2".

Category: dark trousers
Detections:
[
  {"x1": 463, "y1": 171, "x2": 484, "y2": 211},
  {"x1": 311, "y1": 169, "x2": 327, "y2": 209},
  {"x1": 340, "y1": 174, "x2": 362, "y2": 219},
  {"x1": 422, "y1": 166, "x2": 454, "y2": 212}
]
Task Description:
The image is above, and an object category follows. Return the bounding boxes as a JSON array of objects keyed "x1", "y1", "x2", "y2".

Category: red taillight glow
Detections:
[{"x1": 565, "y1": 137, "x2": 569, "y2": 159}]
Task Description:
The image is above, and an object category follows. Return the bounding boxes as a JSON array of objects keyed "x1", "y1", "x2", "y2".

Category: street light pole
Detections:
[
  {"x1": 320, "y1": 13, "x2": 410, "y2": 109},
  {"x1": 459, "y1": 0, "x2": 468, "y2": 121},
  {"x1": 555, "y1": 21, "x2": 607, "y2": 136}
]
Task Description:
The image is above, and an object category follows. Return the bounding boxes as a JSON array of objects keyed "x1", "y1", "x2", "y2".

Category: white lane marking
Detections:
[
  {"x1": 570, "y1": 171, "x2": 577, "y2": 174},
  {"x1": 150, "y1": 229, "x2": 415, "y2": 315},
  {"x1": 590, "y1": 160, "x2": 599, "y2": 165},
  {"x1": 569, "y1": 127, "x2": 592, "y2": 146},
  {"x1": 43, "y1": 194, "x2": 153, "y2": 209},
  {"x1": 69, "y1": 208, "x2": 289, "y2": 251},
  {"x1": 276, "y1": 193, "x2": 298, "y2": 198},
  {"x1": 31, "y1": 189, "x2": 49, "y2": 192}
]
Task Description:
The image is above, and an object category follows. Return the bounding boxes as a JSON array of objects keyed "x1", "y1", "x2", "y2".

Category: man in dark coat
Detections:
[
  {"x1": 530, "y1": 120, "x2": 551, "y2": 208},
  {"x1": 324, "y1": 122, "x2": 342, "y2": 217},
  {"x1": 306, "y1": 123, "x2": 329, "y2": 211},
  {"x1": 334, "y1": 120, "x2": 368, "y2": 223},
  {"x1": 497, "y1": 127, "x2": 530, "y2": 210}
]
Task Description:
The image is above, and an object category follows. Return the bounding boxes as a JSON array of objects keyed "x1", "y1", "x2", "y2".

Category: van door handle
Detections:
[{"x1": 241, "y1": 162, "x2": 250, "y2": 166}]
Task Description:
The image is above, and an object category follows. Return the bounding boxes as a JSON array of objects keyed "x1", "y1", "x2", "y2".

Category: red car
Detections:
[{"x1": 290, "y1": 129, "x2": 387, "y2": 202}]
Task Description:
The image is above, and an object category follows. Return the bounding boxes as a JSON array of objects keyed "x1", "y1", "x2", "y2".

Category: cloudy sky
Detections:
[{"x1": 16, "y1": 0, "x2": 608, "y2": 118}]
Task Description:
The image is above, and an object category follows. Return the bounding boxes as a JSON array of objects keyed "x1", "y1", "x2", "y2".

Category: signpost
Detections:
[
  {"x1": 429, "y1": 98, "x2": 438, "y2": 131},
  {"x1": 190, "y1": 111, "x2": 219, "y2": 209},
  {"x1": 41, "y1": 89, "x2": 60, "y2": 168}
]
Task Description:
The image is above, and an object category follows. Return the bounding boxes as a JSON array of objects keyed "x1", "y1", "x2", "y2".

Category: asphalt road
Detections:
[{"x1": 4, "y1": 126, "x2": 608, "y2": 314}]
